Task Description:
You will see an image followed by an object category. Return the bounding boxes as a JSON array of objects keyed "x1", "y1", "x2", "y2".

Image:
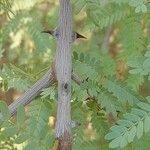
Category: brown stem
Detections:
[{"x1": 57, "y1": 132, "x2": 72, "y2": 150}]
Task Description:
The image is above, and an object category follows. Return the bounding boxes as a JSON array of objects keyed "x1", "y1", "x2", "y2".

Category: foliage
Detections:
[
  {"x1": 1, "y1": 0, "x2": 150, "y2": 149},
  {"x1": 105, "y1": 99, "x2": 150, "y2": 148}
]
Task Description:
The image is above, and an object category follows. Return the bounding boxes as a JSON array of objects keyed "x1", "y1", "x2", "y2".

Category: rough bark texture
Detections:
[
  {"x1": 55, "y1": 0, "x2": 72, "y2": 149},
  {"x1": 0, "y1": 69, "x2": 54, "y2": 118},
  {"x1": 0, "y1": 71, "x2": 80, "y2": 119},
  {"x1": 2, "y1": 2, "x2": 74, "y2": 148}
]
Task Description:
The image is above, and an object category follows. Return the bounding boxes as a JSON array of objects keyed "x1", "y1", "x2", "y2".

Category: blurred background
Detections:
[
  {"x1": 1, "y1": 0, "x2": 150, "y2": 106},
  {"x1": 0, "y1": 0, "x2": 94, "y2": 105},
  {"x1": 1, "y1": 0, "x2": 150, "y2": 149}
]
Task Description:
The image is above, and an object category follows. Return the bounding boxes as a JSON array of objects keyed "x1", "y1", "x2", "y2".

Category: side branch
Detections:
[
  {"x1": 8, "y1": 69, "x2": 54, "y2": 117},
  {"x1": 0, "y1": 71, "x2": 80, "y2": 119}
]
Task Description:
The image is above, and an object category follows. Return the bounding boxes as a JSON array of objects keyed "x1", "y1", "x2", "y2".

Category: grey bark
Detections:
[
  {"x1": 55, "y1": 0, "x2": 72, "y2": 139},
  {"x1": 2, "y1": 1, "x2": 74, "y2": 149},
  {"x1": 0, "y1": 71, "x2": 80, "y2": 119},
  {"x1": 0, "y1": 69, "x2": 54, "y2": 118}
]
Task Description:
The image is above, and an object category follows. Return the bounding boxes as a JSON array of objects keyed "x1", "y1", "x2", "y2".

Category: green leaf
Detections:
[
  {"x1": 148, "y1": 74, "x2": 150, "y2": 81},
  {"x1": 143, "y1": 58, "x2": 150, "y2": 68},
  {"x1": 128, "y1": 126, "x2": 136, "y2": 143},
  {"x1": 124, "y1": 113, "x2": 140, "y2": 122},
  {"x1": 25, "y1": 141, "x2": 40, "y2": 150},
  {"x1": 144, "y1": 116, "x2": 150, "y2": 133},
  {"x1": 45, "y1": 133, "x2": 55, "y2": 148},
  {"x1": 129, "y1": 68, "x2": 143, "y2": 74},
  {"x1": 80, "y1": 52, "x2": 84, "y2": 62},
  {"x1": 141, "y1": 4, "x2": 147, "y2": 13},
  {"x1": 0, "y1": 101, "x2": 10, "y2": 121},
  {"x1": 0, "y1": 49, "x2": 4, "y2": 59},
  {"x1": 135, "y1": 6, "x2": 141, "y2": 13},
  {"x1": 7, "y1": 77, "x2": 29, "y2": 91},
  {"x1": 86, "y1": 2, "x2": 130, "y2": 28},
  {"x1": 136, "y1": 121, "x2": 143, "y2": 139},
  {"x1": 105, "y1": 131, "x2": 121, "y2": 140},
  {"x1": 72, "y1": 0, "x2": 86, "y2": 14},
  {"x1": 105, "y1": 79, "x2": 139, "y2": 105},
  {"x1": 145, "y1": 51, "x2": 150, "y2": 57},
  {"x1": 117, "y1": 119, "x2": 134, "y2": 128},
  {"x1": 110, "y1": 125, "x2": 127, "y2": 133},
  {"x1": 109, "y1": 136, "x2": 121, "y2": 148},
  {"x1": 126, "y1": 74, "x2": 144, "y2": 91},
  {"x1": 101, "y1": 55, "x2": 116, "y2": 76},
  {"x1": 17, "y1": 105, "x2": 25, "y2": 128},
  {"x1": 147, "y1": 96, "x2": 150, "y2": 103},
  {"x1": 88, "y1": 88, "x2": 97, "y2": 97},
  {"x1": 15, "y1": 133, "x2": 30, "y2": 144},
  {"x1": 120, "y1": 134, "x2": 128, "y2": 148},
  {"x1": 2, "y1": 126, "x2": 18, "y2": 137},
  {"x1": 128, "y1": 57, "x2": 144, "y2": 68},
  {"x1": 73, "y1": 51, "x2": 78, "y2": 60},
  {"x1": 131, "y1": 108, "x2": 146, "y2": 118},
  {"x1": 137, "y1": 102, "x2": 150, "y2": 112}
]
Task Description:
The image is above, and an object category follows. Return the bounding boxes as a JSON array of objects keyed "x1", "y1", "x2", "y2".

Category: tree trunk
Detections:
[{"x1": 55, "y1": 0, "x2": 72, "y2": 149}]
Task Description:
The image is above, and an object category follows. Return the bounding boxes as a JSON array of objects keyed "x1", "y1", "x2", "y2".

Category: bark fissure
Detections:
[
  {"x1": 8, "y1": 69, "x2": 54, "y2": 116},
  {"x1": 2, "y1": 1, "x2": 73, "y2": 149},
  {"x1": 55, "y1": 0, "x2": 72, "y2": 149},
  {"x1": 0, "y1": 72, "x2": 81, "y2": 119}
]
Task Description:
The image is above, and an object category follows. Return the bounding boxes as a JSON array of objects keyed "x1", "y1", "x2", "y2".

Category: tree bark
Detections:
[
  {"x1": 8, "y1": 69, "x2": 54, "y2": 116},
  {"x1": 55, "y1": 0, "x2": 72, "y2": 149},
  {"x1": 0, "y1": 70, "x2": 81, "y2": 119}
]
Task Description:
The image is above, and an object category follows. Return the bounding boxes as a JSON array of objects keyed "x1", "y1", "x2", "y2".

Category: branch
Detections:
[
  {"x1": 54, "y1": 0, "x2": 72, "y2": 149},
  {"x1": 2, "y1": 69, "x2": 54, "y2": 118},
  {"x1": 0, "y1": 70, "x2": 81, "y2": 120}
]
